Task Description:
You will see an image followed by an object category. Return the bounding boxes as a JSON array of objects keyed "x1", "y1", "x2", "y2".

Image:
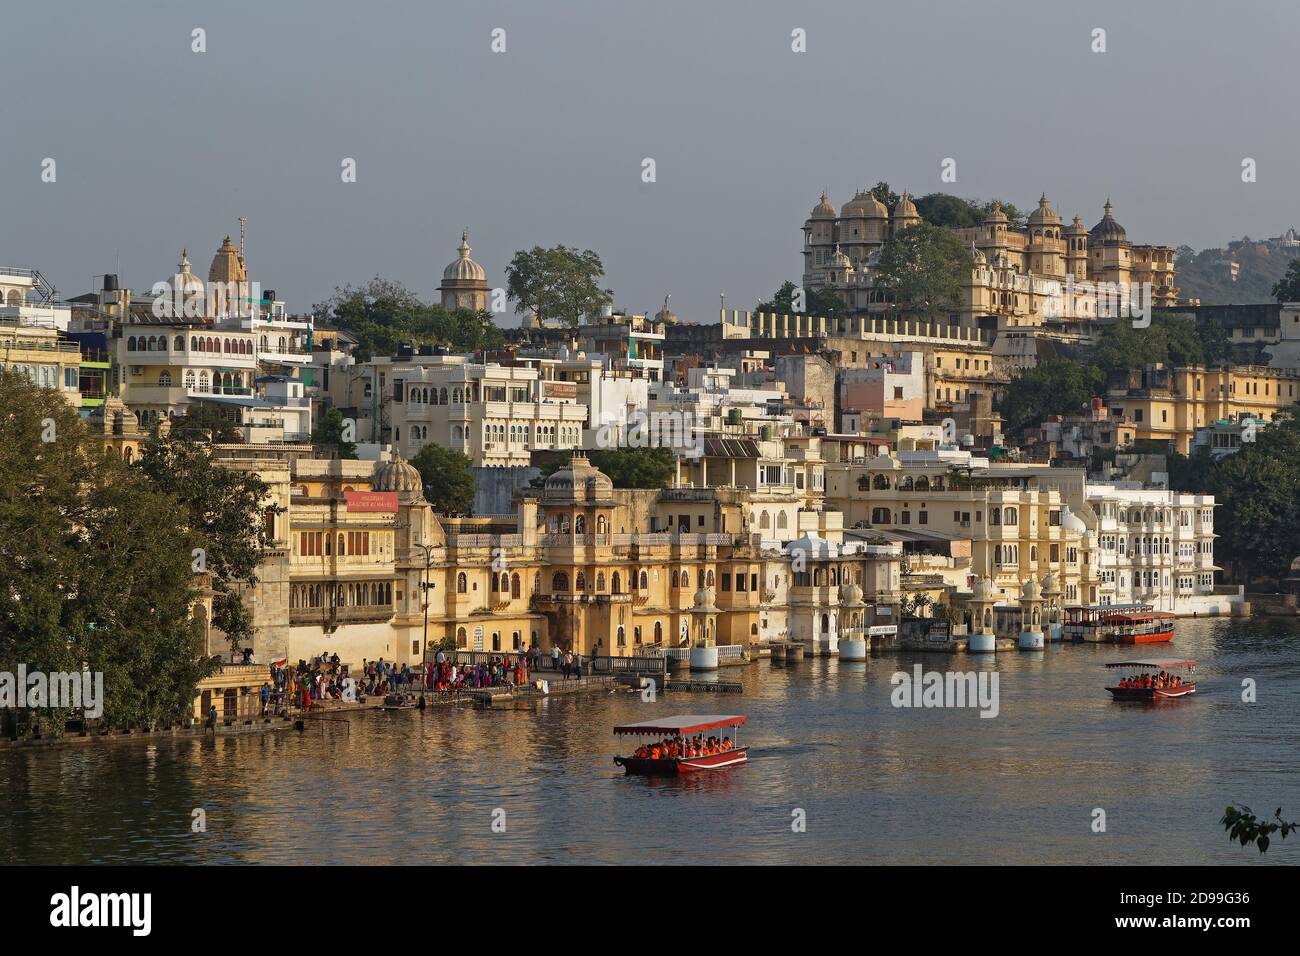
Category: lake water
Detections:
[{"x1": 3, "y1": 617, "x2": 1299, "y2": 865}]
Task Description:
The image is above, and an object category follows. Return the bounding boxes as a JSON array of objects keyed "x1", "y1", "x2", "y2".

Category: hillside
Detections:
[{"x1": 1175, "y1": 239, "x2": 1300, "y2": 304}]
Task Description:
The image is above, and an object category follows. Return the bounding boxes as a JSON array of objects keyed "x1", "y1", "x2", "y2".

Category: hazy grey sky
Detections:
[{"x1": 2, "y1": 0, "x2": 1296, "y2": 326}]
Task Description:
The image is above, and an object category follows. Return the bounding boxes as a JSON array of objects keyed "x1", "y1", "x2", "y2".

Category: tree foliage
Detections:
[
  {"x1": 136, "y1": 431, "x2": 279, "y2": 650},
  {"x1": 313, "y1": 277, "x2": 504, "y2": 362},
  {"x1": 534, "y1": 447, "x2": 675, "y2": 490},
  {"x1": 873, "y1": 224, "x2": 973, "y2": 317},
  {"x1": 756, "y1": 280, "x2": 844, "y2": 317},
  {"x1": 1221, "y1": 805, "x2": 1297, "y2": 854},
  {"x1": 505, "y1": 245, "x2": 613, "y2": 327},
  {"x1": 0, "y1": 370, "x2": 213, "y2": 736},
  {"x1": 1168, "y1": 412, "x2": 1300, "y2": 582},
  {"x1": 1089, "y1": 312, "x2": 1231, "y2": 377},
  {"x1": 912, "y1": 193, "x2": 1026, "y2": 229},
  {"x1": 1273, "y1": 258, "x2": 1300, "y2": 302},
  {"x1": 312, "y1": 406, "x2": 358, "y2": 460},
  {"x1": 998, "y1": 357, "x2": 1106, "y2": 435},
  {"x1": 410, "y1": 443, "x2": 476, "y2": 515}
]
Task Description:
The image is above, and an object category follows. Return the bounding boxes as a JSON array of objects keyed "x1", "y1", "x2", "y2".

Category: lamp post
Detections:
[{"x1": 416, "y1": 543, "x2": 436, "y2": 684}]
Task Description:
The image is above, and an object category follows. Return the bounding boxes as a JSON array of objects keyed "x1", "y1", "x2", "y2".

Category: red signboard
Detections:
[{"x1": 344, "y1": 490, "x2": 399, "y2": 512}]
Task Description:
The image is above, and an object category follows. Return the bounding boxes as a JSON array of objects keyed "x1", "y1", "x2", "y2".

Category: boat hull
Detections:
[
  {"x1": 1106, "y1": 683, "x2": 1196, "y2": 701},
  {"x1": 1114, "y1": 627, "x2": 1175, "y2": 644},
  {"x1": 614, "y1": 747, "x2": 749, "y2": 775}
]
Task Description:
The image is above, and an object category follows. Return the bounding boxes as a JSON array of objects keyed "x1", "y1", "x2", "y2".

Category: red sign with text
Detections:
[{"x1": 344, "y1": 490, "x2": 399, "y2": 513}]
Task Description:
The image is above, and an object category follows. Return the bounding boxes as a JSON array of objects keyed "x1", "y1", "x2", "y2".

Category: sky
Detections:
[{"x1": 2, "y1": 0, "x2": 1297, "y2": 326}]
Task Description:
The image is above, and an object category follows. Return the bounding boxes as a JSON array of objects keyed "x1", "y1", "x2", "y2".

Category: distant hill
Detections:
[{"x1": 1175, "y1": 238, "x2": 1300, "y2": 304}]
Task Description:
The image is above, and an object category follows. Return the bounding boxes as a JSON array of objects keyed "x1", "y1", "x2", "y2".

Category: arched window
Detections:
[
  {"x1": 457, "y1": 572, "x2": 467, "y2": 593},
  {"x1": 158, "y1": 371, "x2": 172, "y2": 387},
  {"x1": 511, "y1": 573, "x2": 521, "y2": 599},
  {"x1": 611, "y1": 572, "x2": 621, "y2": 594},
  {"x1": 595, "y1": 572, "x2": 605, "y2": 591},
  {"x1": 457, "y1": 627, "x2": 468, "y2": 648},
  {"x1": 617, "y1": 626, "x2": 626, "y2": 647},
  {"x1": 174, "y1": 335, "x2": 184, "y2": 350},
  {"x1": 671, "y1": 570, "x2": 679, "y2": 588},
  {"x1": 777, "y1": 512, "x2": 788, "y2": 530},
  {"x1": 575, "y1": 515, "x2": 585, "y2": 534},
  {"x1": 681, "y1": 570, "x2": 690, "y2": 588},
  {"x1": 873, "y1": 474, "x2": 890, "y2": 490},
  {"x1": 575, "y1": 572, "x2": 587, "y2": 591},
  {"x1": 654, "y1": 621, "x2": 663, "y2": 643},
  {"x1": 639, "y1": 570, "x2": 648, "y2": 590},
  {"x1": 127, "y1": 336, "x2": 137, "y2": 351},
  {"x1": 760, "y1": 511, "x2": 771, "y2": 529},
  {"x1": 552, "y1": 572, "x2": 569, "y2": 592}
]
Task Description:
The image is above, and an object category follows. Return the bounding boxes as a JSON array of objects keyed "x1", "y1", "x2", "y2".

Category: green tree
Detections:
[
  {"x1": 410, "y1": 443, "x2": 476, "y2": 515},
  {"x1": 873, "y1": 223, "x2": 972, "y2": 317},
  {"x1": 312, "y1": 407, "x2": 357, "y2": 459},
  {"x1": 1273, "y1": 258, "x2": 1300, "y2": 302},
  {"x1": 135, "y1": 431, "x2": 280, "y2": 652},
  {"x1": 1221, "y1": 805, "x2": 1297, "y2": 854},
  {"x1": 0, "y1": 370, "x2": 213, "y2": 736},
  {"x1": 913, "y1": 193, "x2": 983, "y2": 228},
  {"x1": 998, "y1": 357, "x2": 1106, "y2": 435},
  {"x1": 756, "y1": 280, "x2": 842, "y2": 317},
  {"x1": 1089, "y1": 312, "x2": 1218, "y2": 377},
  {"x1": 533, "y1": 447, "x2": 675, "y2": 490},
  {"x1": 314, "y1": 277, "x2": 504, "y2": 362},
  {"x1": 505, "y1": 245, "x2": 613, "y2": 327},
  {"x1": 869, "y1": 181, "x2": 899, "y2": 212},
  {"x1": 171, "y1": 404, "x2": 241, "y2": 443}
]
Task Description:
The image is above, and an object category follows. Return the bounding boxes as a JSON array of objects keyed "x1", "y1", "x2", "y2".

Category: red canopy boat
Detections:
[
  {"x1": 1063, "y1": 605, "x2": 1175, "y2": 643},
  {"x1": 1105, "y1": 658, "x2": 1197, "y2": 701},
  {"x1": 612, "y1": 715, "x2": 748, "y2": 775}
]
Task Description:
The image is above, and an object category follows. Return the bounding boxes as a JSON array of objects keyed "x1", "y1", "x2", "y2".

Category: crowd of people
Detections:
[
  {"x1": 633, "y1": 735, "x2": 735, "y2": 761},
  {"x1": 1117, "y1": 670, "x2": 1190, "y2": 690},
  {"x1": 262, "y1": 643, "x2": 598, "y2": 714},
  {"x1": 270, "y1": 654, "x2": 353, "y2": 710}
]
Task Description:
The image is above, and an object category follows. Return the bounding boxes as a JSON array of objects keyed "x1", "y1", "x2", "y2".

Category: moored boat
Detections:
[
  {"x1": 1104, "y1": 658, "x2": 1197, "y2": 701},
  {"x1": 1063, "y1": 604, "x2": 1174, "y2": 643},
  {"x1": 612, "y1": 714, "x2": 748, "y2": 775}
]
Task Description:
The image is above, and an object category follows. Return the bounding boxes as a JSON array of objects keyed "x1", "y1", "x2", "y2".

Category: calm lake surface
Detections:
[{"x1": 4, "y1": 617, "x2": 1299, "y2": 865}]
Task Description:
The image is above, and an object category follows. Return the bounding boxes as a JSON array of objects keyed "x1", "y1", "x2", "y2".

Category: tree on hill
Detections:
[
  {"x1": 1088, "y1": 312, "x2": 1231, "y2": 377},
  {"x1": 1273, "y1": 258, "x2": 1300, "y2": 302},
  {"x1": 998, "y1": 357, "x2": 1106, "y2": 436},
  {"x1": 873, "y1": 223, "x2": 972, "y2": 317},
  {"x1": 410, "y1": 443, "x2": 476, "y2": 515},
  {"x1": 1168, "y1": 411, "x2": 1300, "y2": 583},
  {"x1": 505, "y1": 245, "x2": 613, "y2": 327}
]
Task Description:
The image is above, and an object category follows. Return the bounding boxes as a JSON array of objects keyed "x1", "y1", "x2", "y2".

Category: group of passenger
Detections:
[
  {"x1": 633, "y1": 735, "x2": 735, "y2": 761},
  {"x1": 1117, "y1": 670, "x2": 1188, "y2": 690}
]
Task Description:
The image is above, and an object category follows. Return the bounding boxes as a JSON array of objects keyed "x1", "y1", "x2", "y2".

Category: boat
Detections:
[
  {"x1": 612, "y1": 714, "x2": 748, "y2": 775},
  {"x1": 1104, "y1": 658, "x2": 1197, "y2": 701},
  {"x1": 1063, "y1": 604, "x2": 1174, "y2": 643}
]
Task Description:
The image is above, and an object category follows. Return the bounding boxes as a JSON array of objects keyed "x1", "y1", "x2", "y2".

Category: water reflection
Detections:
[{"x1": 2, "y1": 618, "x2": 1299, "y2": 864}]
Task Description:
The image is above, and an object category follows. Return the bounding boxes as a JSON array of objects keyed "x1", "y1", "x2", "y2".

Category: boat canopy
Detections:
[
  {"x1": 1105, "y1": 658, "x2": 1197, "y2": 670},
  {"x1": 1105, "y1": 612, "x2": 1176, "y2": 624},
  {"x1": 613, "y1": 715, "x2": 747, "y2": 736}
]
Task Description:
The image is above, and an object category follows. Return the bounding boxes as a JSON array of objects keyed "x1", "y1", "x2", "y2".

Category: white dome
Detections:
[
  {"x1": 1060, "y1": 505, "x2": 1087, "y2": 533},
  {"x1": 443, "y1": 230, "x2": 486, "y2": 283}
]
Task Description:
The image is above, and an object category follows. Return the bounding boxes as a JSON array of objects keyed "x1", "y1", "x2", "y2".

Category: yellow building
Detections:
[
  {"x1": 803, "y1": 192, "x2": 1180, "y2": 322},
  {"x1": 1105, "y1": 365, "x2": 1300, "y2": 454},
  {"x1": 0, "y1": 321, "x2": 82, "y2": 407}
]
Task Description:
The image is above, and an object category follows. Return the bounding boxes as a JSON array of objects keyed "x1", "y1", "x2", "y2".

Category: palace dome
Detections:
[
  {"x1": 894, "y1": 191, "x2": 920, "y2": 220},
  {"x1": 543, "y1": 452, "x2": 613, "y2": 502},
  {"x1": 1060, "y1": 505, "x2": 1087, "y2": 533},
  {"x1": 443, "y1": 230, "x2": 487, "y2": 283},
  {"x1": 810, "y1": 193, "x2": 836, "y2": 219},
  {"x1": 1021, "y1": 577, "x2": 1042, "y2": 600},
  {"x1": 1028, "y1": 193, "x2": 1061, "y2": 226},
  {"x1": 841, "y1": 189, "x2": 888, "y2": 219},
  {"x1": 1089, "y1": 200, "x2": 1127, "y2": 241},
  {"x1": 840, "y1": 581, "x2": 865, "y2": 606},
  {"x1": 372, "y1": 449, "x2": 424, "y2": 497},
  {"x1": 171, "y1": 249, "x2": 205, "y2": 295},
  {"x1": 691, "y1": 586, "x2": 720, "y2": 614}
]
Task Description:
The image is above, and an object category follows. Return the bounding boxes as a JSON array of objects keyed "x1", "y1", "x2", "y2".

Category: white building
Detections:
[
  {"x1": 0, "y1": 267, "x2": 72, "y2": 331},
  {"x1": 1084, "y1": 483, "x2": 1237, "y2": 615},
  {"x1": 386, "y1": 356, "x2": 588, "y2": 466}
]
